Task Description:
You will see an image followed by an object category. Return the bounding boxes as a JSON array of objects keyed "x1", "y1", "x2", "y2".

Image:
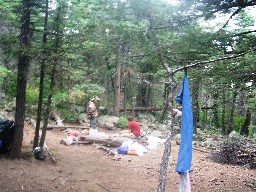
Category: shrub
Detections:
[{"x1": 117, "y1": 116, "x2": 128, "y2": 129}]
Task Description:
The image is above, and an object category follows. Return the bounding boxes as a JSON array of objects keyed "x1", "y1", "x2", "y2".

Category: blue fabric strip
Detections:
[{"x1": 175, "y1": 75, "x2": 193, "y2": 173}]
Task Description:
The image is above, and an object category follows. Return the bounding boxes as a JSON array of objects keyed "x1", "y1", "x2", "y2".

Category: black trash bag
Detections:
[
  {"x1": 0, "y1": 119, "x2": 15, "y2": 154},
  {"x1": 32, "y1": 147, "x2": 46, "y2": 160}
]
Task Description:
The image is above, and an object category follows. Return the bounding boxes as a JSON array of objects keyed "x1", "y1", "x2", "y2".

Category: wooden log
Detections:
[
  {"x1": 80, "y1": 135, "x2": 125, "y2": 147},
  {"x1": 47, "y1": 125, "x2": 90, "y2": 129},
  {"x1": 60, "y1": 138, "x2": 92, "y2": 145},
  {"x1": 60, "y1": 135, "x2": 130, "y2": 147},
  {"x1": 119, "y1": 106, "x2": 216, "y2": 112}
]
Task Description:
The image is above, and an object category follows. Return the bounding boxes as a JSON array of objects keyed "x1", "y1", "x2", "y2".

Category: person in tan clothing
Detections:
[{"x1": 86, "y1": 96, "x2": 100, "y2": 129}]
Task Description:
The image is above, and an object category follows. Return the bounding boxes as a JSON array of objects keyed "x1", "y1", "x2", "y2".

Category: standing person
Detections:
[
  {"x1": 86, "y1": 96, "x2": 100, "y2": 129},
  {"x1": 121, "y1": 115, "x2": 141, "y2": 138}
]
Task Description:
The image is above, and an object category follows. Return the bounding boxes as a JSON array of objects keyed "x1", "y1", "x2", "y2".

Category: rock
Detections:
[
  {"x1": 229, "y1": 131, "x2": 240, "y2": 138},
  {"x1": 173, "y1": 133, "x2": 181, "y2": 142},
  {"x1": 150, "y1": 130, "x2": 163, "y2": 138},
  {"x1": 97, "y1": 115, "x2": 119, "y2": 129},
  {"x1": 78, "y1": 113, "x2": 90, "y2": 126}
]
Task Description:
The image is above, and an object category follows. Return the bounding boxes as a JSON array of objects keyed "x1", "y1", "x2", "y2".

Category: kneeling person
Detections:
[{"x1": 121, "y1": 116, "x2": 141, "y2": 138}]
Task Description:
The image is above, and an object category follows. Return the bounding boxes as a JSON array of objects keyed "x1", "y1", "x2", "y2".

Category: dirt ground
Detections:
[{"x1": 0, "y1": 125, "x2": 255, "y2": 192}]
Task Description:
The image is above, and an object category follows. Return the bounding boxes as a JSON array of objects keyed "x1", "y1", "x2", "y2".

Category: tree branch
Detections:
[
  {"x1": 171, "y1": 52, "x2": 247, "y2": 75},
  {"x1": 218, "y1": 7, "x2": 243, "y2": 31},
  {"x1": 235, "y1": 29, "x2": 256, "y2": 36}
]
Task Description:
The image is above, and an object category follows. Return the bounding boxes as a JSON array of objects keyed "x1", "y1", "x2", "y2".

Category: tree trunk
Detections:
[
  {"x1": 238, "y1": 91, "x2": 246, "y2": 115},
  {"x1": 227, "y1": 90, "x2": 238, "y2": 134},
  {"x1": 39, "y1": 64, "x2": 56, "y2": 149},
  {"x1": 157, "y1": 79, "x2": 174, "y2": 192},
  {"x1": 113, "y1": 42, "x2": 122, "y2": 116},
  {"x1": 149, "y1": 16, "x2": 174, "y2": 191},
  {"x1": 221, "y1": 85, "x2": 226, "y2": 134},
  {"x1": 191, "y1": 79, "x2": 200, "y2": 132},
  {"x1": 240, "y1": 109, "x2": 251, "y2": 136},
  {"x1": 213, "y1": 91, "x2": 220, "y2": 129},
  {"x1": 9, "y1": 0, "x2": 31, "y2": 158},
  {"x1": 33, "y1": 0, "x2": 49, "y2": 149},
  {"x1": 123, "y1": 75, "x2": 127, "y2": 115},
  {"x1": 105, "y1": 57, "x2": 115, "y2": 110},
  {"x1": 39, "y1": 5, "x2": 62, "y2": 149}
]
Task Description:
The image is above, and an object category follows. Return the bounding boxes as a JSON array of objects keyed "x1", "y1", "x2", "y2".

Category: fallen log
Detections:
[
  {"x1": 80, "y1": 135, "x2": 125, "y2": 147},
  {"x1": 60, "y1": 138, "x2": 91, "y2": 145},
  {"x1": 119, "y1": 106, "x2": 216, "y2": 112},
  {"x1": 60, "y1": 135, "x2": 129, "y2": 147},
  {"x1": 47, "y1": 125, "x2": 90, "y2": 129}
]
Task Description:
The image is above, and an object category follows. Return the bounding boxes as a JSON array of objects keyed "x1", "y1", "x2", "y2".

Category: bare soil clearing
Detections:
[{"x1": 0, "y1": 126, "x2": 255, "y2": 192}]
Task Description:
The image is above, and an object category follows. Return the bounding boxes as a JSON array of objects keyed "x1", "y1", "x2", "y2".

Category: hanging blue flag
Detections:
[{"x1": 175, "y1": 75, "x2": 193, "y2": 173}]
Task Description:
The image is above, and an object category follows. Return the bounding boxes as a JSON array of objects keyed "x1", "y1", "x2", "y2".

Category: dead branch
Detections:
[
  {"x1": 95, "y1": 145, "x2": 117, "y2": 156},
  {"x1": 50, "y1": 111, "x2": 64, "y2": 126},
  {"x1": 44, "y1": 143, "x2": 56, "y2": 164},
  {"x1": 192, "y1": 147, "x2": 210, "y2": 153}
]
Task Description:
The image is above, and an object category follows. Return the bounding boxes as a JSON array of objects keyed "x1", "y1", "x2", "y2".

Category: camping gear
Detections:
[
  {"x1": 0, "y1": 119, "x2": 15, "y2": 154},
  {"x1": 32, "y1": 147, "x2": 46, "y2": 160},
  {"x1": 117, "y1": 144, "x2": 128, "y2": 154}
]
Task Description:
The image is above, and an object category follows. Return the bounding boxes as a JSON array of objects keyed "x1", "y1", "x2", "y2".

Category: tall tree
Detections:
[
  {"x1": 39, "y1": 1, "x2": 65, "y2": 148},
  {"x1": 33, "y1": 0, "x2": 49, "y2": 149},
  {"x1": 9, "y1": 0, "x2": 31, "y2": 158}
]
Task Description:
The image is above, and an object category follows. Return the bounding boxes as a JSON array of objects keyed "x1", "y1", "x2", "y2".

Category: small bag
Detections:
[
  {"x1": 33, "y1": 147, "x2": 46, "y2": 160},
  {"x1": 117, "y1": 145, "x2": 128, "y2": 154}
]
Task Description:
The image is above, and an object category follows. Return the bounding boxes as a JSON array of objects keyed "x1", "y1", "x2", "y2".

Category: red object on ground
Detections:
[
  {"x1": 68, "y1": 132, "x2": 81, "y2": 137},
  {"x1": 128, "y1": 120, "x2": 141, "y2": 136}
]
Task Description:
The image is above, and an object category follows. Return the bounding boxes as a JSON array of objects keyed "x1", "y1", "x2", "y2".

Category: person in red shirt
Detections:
[{"x1": 121, "y1": 116, "x2": 141, "y2": 138}]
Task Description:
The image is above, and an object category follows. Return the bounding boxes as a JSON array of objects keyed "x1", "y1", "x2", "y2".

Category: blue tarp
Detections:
[{"x1": 175, "y1": 75, "x2": 193, "y2": 173}]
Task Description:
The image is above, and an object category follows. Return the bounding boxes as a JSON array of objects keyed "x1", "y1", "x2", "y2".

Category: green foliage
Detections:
[
  {"x1": 26, "y1": 85, "x2": 39, "y2": 114},
  {"x1": 233, "y1": 115, "x2": 246, "y2": 133},
  {"x1": 52, "y1": 91, "x2": 69, "y2": 107},
  {"x1": 26, "y1": 85, "x2": 39, "y2": 104},
  {"x1": 117, "y1": 116, "x2": 128, "y2": 129},
  {"x1": 61, "y1": 107, "x2": 78, "y2": 123},
  {"x1": 249, "y1": 125, "x2": 255, "y2": 139},
  {"x1": 0, "y1": 66, "x2": 11, "y2": 82},
  {"x1": 52, "y1": 91, "x2": 80, "y2": 122},
  {"x1": 247, "y1": 89, "x2": 256, "y2": 111}
]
